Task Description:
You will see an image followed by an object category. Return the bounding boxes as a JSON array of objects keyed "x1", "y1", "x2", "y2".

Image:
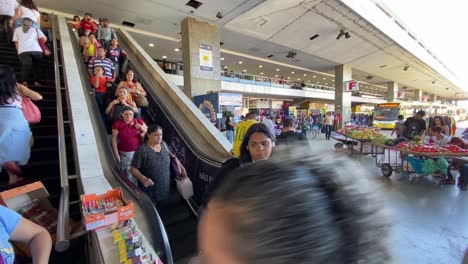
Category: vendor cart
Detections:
[
  {"x1": 373, "y1": 144, "x2": 468, "y2": 178},
  {"x1": 332, "y1": 134, "x2": 384, "y2": 156},
  {"x1": 372, "y1": 144, "x2": 403, "y2": 177}
]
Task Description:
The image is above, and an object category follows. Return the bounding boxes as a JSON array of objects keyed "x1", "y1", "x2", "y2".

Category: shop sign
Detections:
[
  {"x1": 219, "y1": 93, "x2": 243, "y2": 106},
  {"x1": 271, "y1": 100, "x2": 283, "y2": 109},
  {"x1": 249, "y1": 99, "x2": 257, "y2": 108},
  {"x1": 396, "y1": 91, "x2": 405, "y2": 99},
  {"x1": 199, "y1": 44, "x2": 213, "y2": 71},
  {"x1": 345, "y1": 80, "x2": 359, "y2": 92},
  {"x1": 256, "y1": 99, "x2": 271, "y2": 108}
]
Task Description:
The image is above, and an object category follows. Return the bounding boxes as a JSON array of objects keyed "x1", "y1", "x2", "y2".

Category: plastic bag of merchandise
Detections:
[
  {"x1": 421, "y1": 159, "x2": 436, "y2": 174},
  {"x1": 407, "y1": 156, "x2": 424, "y2": 174},
  {"x1": 435, "y1": 157, "x2": 449, "y2": 176}
]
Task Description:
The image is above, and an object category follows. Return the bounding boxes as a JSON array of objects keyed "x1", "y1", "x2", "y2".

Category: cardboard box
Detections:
[
  {"x1": 81, "y1": 188, "x2": 134, "y2": 231},
  {"x1": 0, "y1": 182, "x2": 58, "y2": 233},
  {"x1": 0, "y1": 182, "x2": 59, "y2": 257}
]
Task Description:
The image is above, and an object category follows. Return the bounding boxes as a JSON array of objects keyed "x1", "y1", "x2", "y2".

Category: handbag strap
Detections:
[{"x1": 163, "y1": 141, "x2": 176, "y2": 158}]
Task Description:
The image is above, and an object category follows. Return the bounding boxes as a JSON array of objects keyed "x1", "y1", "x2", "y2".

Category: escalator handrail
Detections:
[
  {"x1": 63, "y1": 17, "x2": 174, "y2": 264},
  {"x1": 116, "y1": 29, "x2": 231, "y2": 167},
  {"x1": 52, "y1": 14, "x2": 71, "y2": 253}
]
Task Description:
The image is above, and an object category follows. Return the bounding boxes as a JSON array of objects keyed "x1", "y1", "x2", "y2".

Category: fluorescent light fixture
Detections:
[
  {"x1": 313, "y1": 75, "x2": 316, "y2": 78},
  {"x1": 238, "y1": 61, "x2": 243, "y2": 64},
  {"x1": 303, "y1": 74, "x2": 307, "y2": 76},
  {"x1": 162, "y1": 55, "x2": 167, "y2": 59},
  {"x1": 174, "y1": 48, "x2": 180, "y2": 52},
  {"x1": 148, "y1": 43, "x2": 155, "y2": 47},
  {"x1": 276, "y1": 69, "x2": 280, "y2": 71},
  {"x1": 243, "y1": 69, "x2": 247, "y2": 72},
  {"x1": 291, "y1": 71, "x2": 295, "y2": 74},
  {"x1": 260, "y1": 72, "x2": 264, "y2": 75},
  {"x1": 259, "y1": 65, "x2": 263, "y2": 68},
  {"x1": 221, "y1": 57, "x2": 224, "y2": 60}
]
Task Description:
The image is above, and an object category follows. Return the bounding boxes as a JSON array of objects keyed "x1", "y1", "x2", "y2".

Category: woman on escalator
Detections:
[
  {"x1": 130, "y1": 125, "x2": 187, "y2": 207},
  {"x1": 9, "y1": 0, "x2": 40, "y2": 29},
  {"x1": 105, "y1": 86, "x2": 137, "y2": 125},
  {"x1": 0, "y1": 65, "x2": 42, "y2": 185},
  {"x1": 111, "y1": 106, "x2": 147, "y2": 185},
  {"x1": 115, "y1": 69, "x2": 146, "y2": 111}
]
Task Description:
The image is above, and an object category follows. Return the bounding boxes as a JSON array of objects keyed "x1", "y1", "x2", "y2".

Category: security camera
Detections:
[{"x1": 216, "y1": 12, "x2": 223, "y2": 19}]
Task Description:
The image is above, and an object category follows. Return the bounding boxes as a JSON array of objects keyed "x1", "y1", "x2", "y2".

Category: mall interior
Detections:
[{"x1": 0, "y1": 0, "x2": 467, "y2": 263}]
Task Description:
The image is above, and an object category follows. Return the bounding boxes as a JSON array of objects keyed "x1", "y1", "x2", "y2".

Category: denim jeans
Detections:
[
  {"x1": 18, "y1": 51, "x2": 43, "y2": 84},
  {"x1": 225, "y1": 130, "x2": 234, "y2": 144},
  {"x1": 325, "y1": 125, "x2": 333, "y2": 140}
]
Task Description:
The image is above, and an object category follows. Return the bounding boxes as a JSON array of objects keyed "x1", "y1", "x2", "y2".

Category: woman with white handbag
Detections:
[{"x1": 130, "y1": 124, "x2": 190, "y2": 207}]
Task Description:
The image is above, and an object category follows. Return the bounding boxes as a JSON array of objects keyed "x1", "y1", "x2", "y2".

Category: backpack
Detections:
[{"x1": 406, "y1": 119, "x2": 420, "y2": 139}]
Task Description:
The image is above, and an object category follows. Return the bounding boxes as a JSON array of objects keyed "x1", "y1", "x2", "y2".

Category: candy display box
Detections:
[{"x1": 81, "y1": 188, "x2": 134, "y2": 231}]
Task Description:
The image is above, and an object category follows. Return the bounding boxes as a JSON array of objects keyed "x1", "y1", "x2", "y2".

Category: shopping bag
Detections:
[
  {"x1": 176, "y1": 177, "x2": 193, "y2": 200},
  {"x1": 22, "y1": 96, "x2": 41, "y2": 124},
  {"x1": 134, "y1": 95, "x2": 149, "y2": 108}
]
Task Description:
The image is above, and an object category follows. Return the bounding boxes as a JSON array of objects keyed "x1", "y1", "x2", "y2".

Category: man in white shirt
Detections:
[
  {"x1": 262, "y1": 115, "x2": 275, "y2": 138},
  {"x1": 12, "y1": 18, "x2": 47, "y2": 86},
  {"x1": 0, "y1": 0, "x2": 18, "y2": 41},
  {"x1": 324, "y1": 112, "x2": 334, "y2": 140}
]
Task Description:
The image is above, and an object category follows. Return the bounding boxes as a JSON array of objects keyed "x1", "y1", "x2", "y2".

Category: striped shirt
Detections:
[{"x1": 88, "y1": 57, "x2": 115, "y2": 78}]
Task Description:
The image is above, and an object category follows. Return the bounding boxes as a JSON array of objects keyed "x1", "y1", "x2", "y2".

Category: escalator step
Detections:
[{"x1": 170, "y1": 232, "x2": 198, "y2": 261}]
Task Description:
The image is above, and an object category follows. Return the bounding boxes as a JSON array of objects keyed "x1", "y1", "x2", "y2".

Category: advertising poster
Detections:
[
  {"x1": 199, "y1": 44, "x2": 213, "y2": 71},
  {"x1": 194, "y1": 93, "x2": 219, "y2": 124}
]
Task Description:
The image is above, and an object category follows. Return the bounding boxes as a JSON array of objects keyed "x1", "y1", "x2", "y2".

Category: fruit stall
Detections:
[
  {"x1": 332, "y1": 126, "x2": 386, "y2": 156},
  {"x1": 372, "y1": 140, "x2": 468, "y2": 177}
]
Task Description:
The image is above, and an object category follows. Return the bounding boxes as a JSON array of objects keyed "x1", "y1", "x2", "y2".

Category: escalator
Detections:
[
  {"x1": 0, "y1": 30, "x2": 80, "y2": 212},
  {"x1": 112, "y1": 29, "x2": 234, "y2": 262},
  {"x1": 0, "y1": 18, "x2": 85, "y2": 263},
  {"x1": 61, "y1": 16, "x2": 233, "y2": 262}
]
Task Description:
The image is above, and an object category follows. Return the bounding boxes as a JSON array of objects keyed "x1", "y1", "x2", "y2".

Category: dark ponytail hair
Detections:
[
  {"x1": 144, "y1": 124, "x2": 163, "y2": 142},
  {"x1": 0, "y1": 65, "x2": 20, "y2": 105},
  {"x1": 20, "y1": 0, "x2": 38, "y2": 11}
]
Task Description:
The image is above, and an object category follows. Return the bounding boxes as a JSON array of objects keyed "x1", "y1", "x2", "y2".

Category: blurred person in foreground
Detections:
[
  {"x1": 0, "y1": 205, "x2": 52, "y2": 264},
  {"x1": 197, "y1": 146, "x2": 391, "y2": 264}
]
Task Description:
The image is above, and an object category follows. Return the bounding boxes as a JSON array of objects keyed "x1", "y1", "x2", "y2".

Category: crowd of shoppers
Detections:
[{"x1": 67, "y1": 14, "x2": 185, "y2": 209}]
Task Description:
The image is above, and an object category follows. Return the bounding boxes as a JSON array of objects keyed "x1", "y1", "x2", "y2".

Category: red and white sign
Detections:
[
  {"x1": 396, "y1": 91, "x2": 405, "y2": 99},
  {"x1": 345, "y1": 80, "x2": 359, "y2": 92}
]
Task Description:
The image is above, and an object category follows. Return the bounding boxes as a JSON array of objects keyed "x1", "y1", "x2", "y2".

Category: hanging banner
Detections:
[
  {"x1": 345, "y1": 80, "x2": 359, "y2": 92},
  {"x1": 396, "y1": 91, "x2": 405, "y2": 99},
  {"x1": 199, "y1": 44, "x2": 213, "y2": 71}
]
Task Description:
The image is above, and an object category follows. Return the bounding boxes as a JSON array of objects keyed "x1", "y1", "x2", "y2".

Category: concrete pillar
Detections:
[
  {"x1": 181, "y1": 17, "x2": 221, "y2": 98},
  {"x1": 386, "y1": 81, "x2": 398, "y2": 102},
  {"x1": 414, "y1": 89, "x2": 422, "y2": 102},
  {"x1": 430, "y1": 94, "x2": 437, "y2": 102},
  {"x1": 334, "y1": 64, "x2": 352, "y2": 128}
]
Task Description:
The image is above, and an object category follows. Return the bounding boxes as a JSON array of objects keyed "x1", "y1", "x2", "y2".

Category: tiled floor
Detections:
[{"x1": 310, "y1": 131, "x2": 468, "y2": 264}]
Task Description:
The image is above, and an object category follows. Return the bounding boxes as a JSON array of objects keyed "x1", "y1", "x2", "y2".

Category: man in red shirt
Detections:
[{"x1": 90, "y1": 66, "x2": 111, "y2": 123}]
